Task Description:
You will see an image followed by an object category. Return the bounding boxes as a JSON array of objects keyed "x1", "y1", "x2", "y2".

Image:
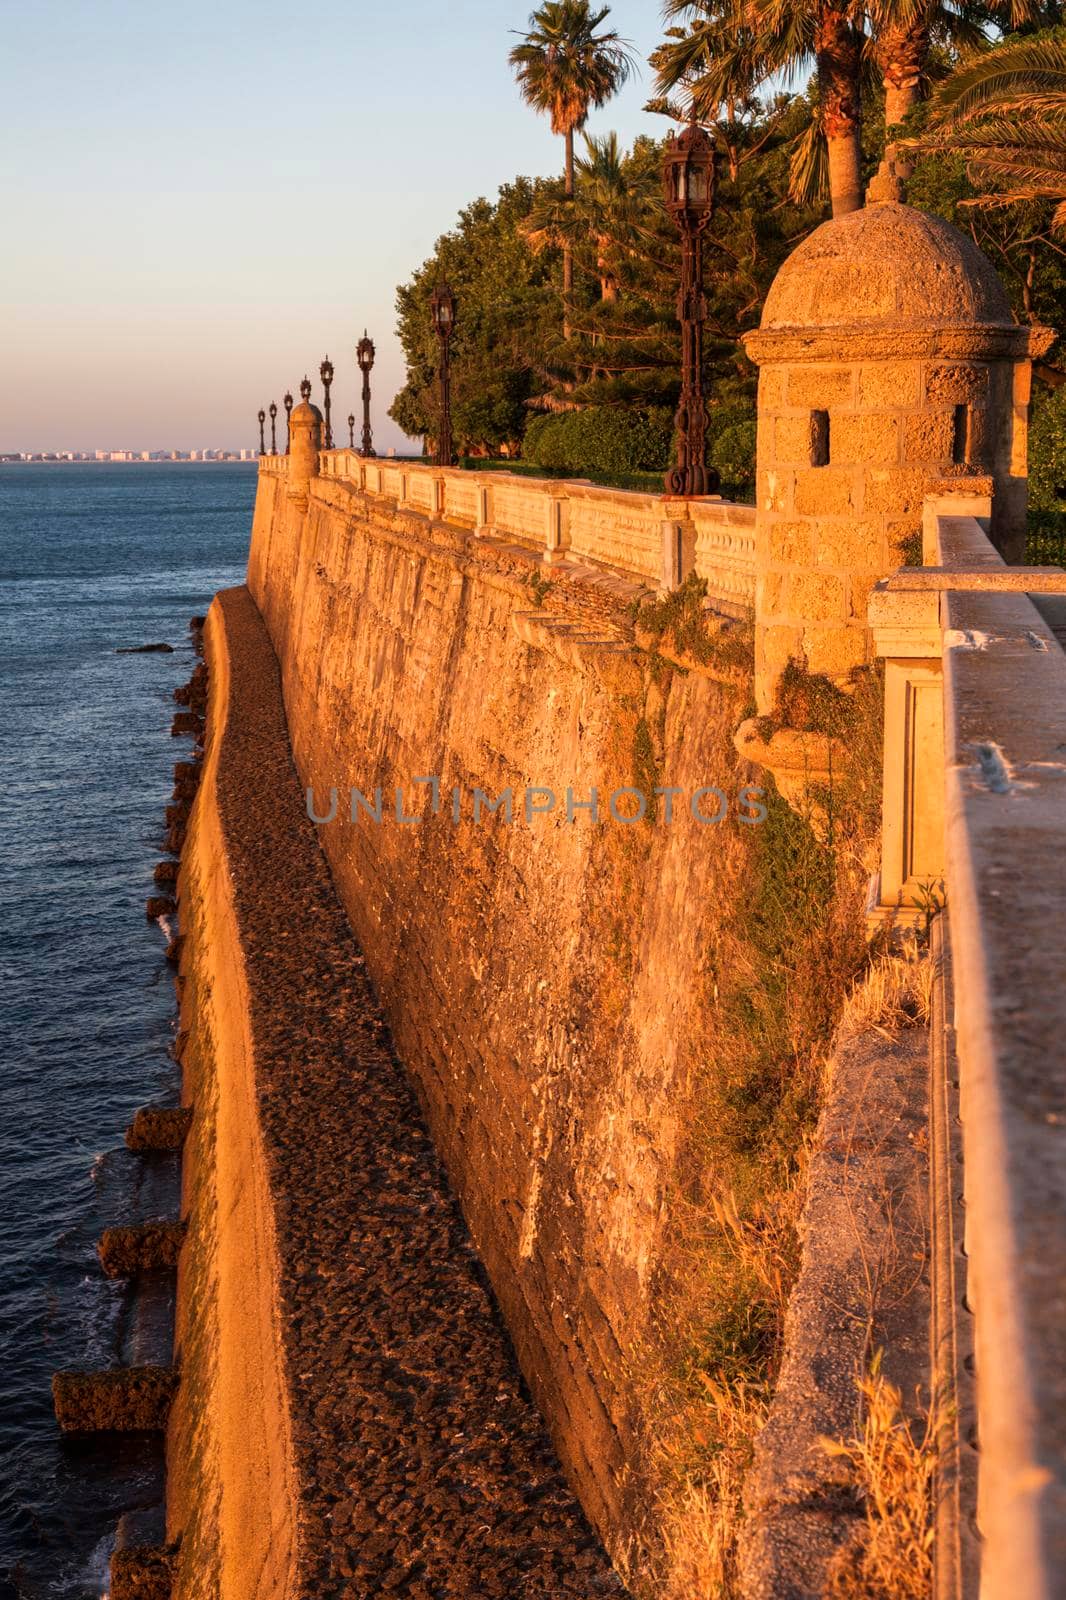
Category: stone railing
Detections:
[
  {"x1": 312, "y1": 449, "x2": 755, "y2": 606},
  {"x1": 869, "y1": 493, "x2": 1066, "y2": 1600},
  {"x1": 259, "y1": 453, "x2": 288, "y2": 475}
]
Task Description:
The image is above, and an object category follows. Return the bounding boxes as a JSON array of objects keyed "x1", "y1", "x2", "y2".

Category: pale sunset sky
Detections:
[{"x1": 1, "y1": 0, "x2": 667, "y2": 455}]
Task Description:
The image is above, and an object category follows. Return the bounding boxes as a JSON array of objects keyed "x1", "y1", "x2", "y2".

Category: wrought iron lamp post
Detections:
[
  {"x1": 348, "y1": 413, "x2": 356, "y2": 449},
  {"x1": 283, "y1": 391, "x2": 293, "y2": 453},
  {"x1": 356, "y1": 331, "x2": 376, "y2": 457},
  {"x1": 430, "y1": 285, "x2": 456, "y2": 468},
  {"x1": 319, "y1": 356, "x2": 334, "y2": 449},
  {"x1": 300, "y1": 375, "x2": 312, "y2": 402},
  {"x1": 257, "y1": 409, "x2": 266, "y2": 455},
  {"x1": 662, "y1": 116, "x2": 720, "y2": 497},
  {"x1": 268, "y1": 401, "x2": 278, "y2": 455}
]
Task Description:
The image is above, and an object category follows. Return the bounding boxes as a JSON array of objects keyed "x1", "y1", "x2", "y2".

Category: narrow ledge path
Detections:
[{"x1": 196, "y1": 585, "x2": 626, "y2": 1600}]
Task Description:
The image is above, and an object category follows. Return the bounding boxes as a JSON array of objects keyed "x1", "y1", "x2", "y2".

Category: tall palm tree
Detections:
[
  {"x1": 908, "y1": 29, "x2": 1066, "y2": 231},
  {"x1": 523, "y1": 131, "x2": 660, "y2": 301},
  {"x1": 867, "y1": 0, "x2": 1039, "y2": 132},
  {"x1": 509, "y1": 0, "x2": 637, "y2": 317},
  {"x1": 655, "y1": 0, "x2": 866, "y2": 216}
]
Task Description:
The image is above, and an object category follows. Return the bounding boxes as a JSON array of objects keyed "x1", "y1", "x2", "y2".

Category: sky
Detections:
[{"x1": 0, "y1": 0, "x2": 670, "y2": 456}]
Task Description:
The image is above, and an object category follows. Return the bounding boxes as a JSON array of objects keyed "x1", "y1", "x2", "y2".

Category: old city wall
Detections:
[{"x1": 242, "y1": 466, "x2": 754, "y2": 1563}]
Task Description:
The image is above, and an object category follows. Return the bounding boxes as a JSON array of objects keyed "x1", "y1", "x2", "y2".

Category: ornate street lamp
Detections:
[
  {"x1": 257, "y1": 408, "x2": 266, "y2": 455},
  {"x1": 348, "y1": 413, "x2": 356, "y2": 449},
  {"x1": 662, "y1": 115, "x2": 721, "y2": 497},
  {"x1": 356, "y1": 331, "x2": 376, "y2": 457},
  {"x1": 268, "y1": 400, "x2": 278, "y2": 455},
  {"x1": 319, "y1": 356, "x2": 335, "y2": 449},
  {"x1": 300, "y1": 375, "x2": 312, "y2": 402},
  {"x1": 430, "y1": 284, "x2": 456, "y2": 468},
  {"x1": 283, "y1": 390, "x2": 294, "y2": 454}
]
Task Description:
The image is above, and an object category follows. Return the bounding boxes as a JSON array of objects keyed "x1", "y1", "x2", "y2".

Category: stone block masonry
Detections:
[
  {"x1": 246, "y1": 462, "x2": 758, "y2": 1578},
  {"x1": 168, "y1": 585, "x2": 625, "y2": 1599}
]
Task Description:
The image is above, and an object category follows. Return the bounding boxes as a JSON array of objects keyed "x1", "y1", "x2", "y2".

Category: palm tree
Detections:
[
  {"x1": 509, "y1": 0, "x2": 637, "y2": 316},
  {"x1": 867, "y1": 0, "x2": 1041, "y2": 133},
  {"x1": 655, "y1": 0, "x2": 866, "y2": 216},
  {"x1": 908, "y1": 29, "x2": 1066, "y2": 232},
  {"x1": 523, "y1": 131, "x2": 660, "y2": 302}
]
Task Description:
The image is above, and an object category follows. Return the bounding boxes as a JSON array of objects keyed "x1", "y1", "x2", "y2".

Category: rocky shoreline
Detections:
[{"x1": 50, "y1": 615, "x2": 208, "y2": 1599}]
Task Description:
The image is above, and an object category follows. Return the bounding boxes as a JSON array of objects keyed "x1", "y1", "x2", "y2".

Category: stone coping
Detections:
[{"x1": 940, "y1": 567, "x2": 1066, "y2": 1600}]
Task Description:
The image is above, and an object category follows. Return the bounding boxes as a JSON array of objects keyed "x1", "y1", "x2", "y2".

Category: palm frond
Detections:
[
  {"x1": 788, "y1": 110, "x2": 829, "y2": 205},
  {"x1": 928, "y1": 34, "x2": 1066, "y2": 129}
]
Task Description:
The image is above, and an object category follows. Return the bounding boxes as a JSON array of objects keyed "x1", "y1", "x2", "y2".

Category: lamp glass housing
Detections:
[
  {"x1": 663, "y1": 123, "x2": 716, "y2": 225},
  {"x1": 432, "y1": 285, "x2": 455, "y2": 334}
]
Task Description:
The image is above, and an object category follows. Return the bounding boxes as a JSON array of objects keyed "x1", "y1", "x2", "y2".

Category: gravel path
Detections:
[{"x1": 203, "y1": 585, "x2": 625, "y2": 1599}]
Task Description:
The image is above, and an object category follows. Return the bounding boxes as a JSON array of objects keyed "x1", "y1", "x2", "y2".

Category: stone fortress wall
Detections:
[
  {"x1": 242, "y1": 453, "x2": 757, "y2": 1566},
  {"x1": 164, "y1": 195, "x2": 1066, "y2": 1600}
]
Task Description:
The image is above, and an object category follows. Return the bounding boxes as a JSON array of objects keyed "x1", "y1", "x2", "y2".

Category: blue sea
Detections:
[{"x1": 0, "y1": 464, "x2": 253, "y2": 1596}]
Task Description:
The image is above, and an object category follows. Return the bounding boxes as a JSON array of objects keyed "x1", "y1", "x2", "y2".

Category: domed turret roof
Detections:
[
  {"x1": 760, "y1": 202, "x2": 1013, "y2": 333},
  {"x1": 290, "y1": 399, "x2": 323, "y2": 424}
]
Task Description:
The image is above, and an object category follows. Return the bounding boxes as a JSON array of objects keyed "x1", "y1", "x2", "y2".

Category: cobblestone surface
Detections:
[{"x1": 203, "y1": 585, "x2": 625, "y2": 1600}]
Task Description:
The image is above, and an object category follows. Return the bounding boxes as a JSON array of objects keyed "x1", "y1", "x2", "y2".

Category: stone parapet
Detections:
[
  {"x1": 310, "y1": 450, "x2": 756, "y2": 606},
  {"x1": 868, "y1": 493, "x2": 1066, "y2": 1600}
]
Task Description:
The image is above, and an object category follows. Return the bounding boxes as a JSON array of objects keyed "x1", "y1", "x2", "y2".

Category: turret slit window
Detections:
[
  {"x1": 952, "y1": 404, "x2": 971, "y2": 466},
  {"x1": 810, "y1": 410, "x2": 830, "y2": 467}
]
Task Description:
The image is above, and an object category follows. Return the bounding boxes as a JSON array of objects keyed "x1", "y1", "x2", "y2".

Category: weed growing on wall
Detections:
[
  {"x1": 525, "y1": 569, "x2": 554, "y2": 607},
  {"x1": 630, "y1": 573, "x2": 754, "y2": 675},
  {"x1": 822, "y1": 1352, "x2": 939, "y2": 1600},
  {"x1": 633, "y1": 660, "x2": 884, "y2": 1599}
]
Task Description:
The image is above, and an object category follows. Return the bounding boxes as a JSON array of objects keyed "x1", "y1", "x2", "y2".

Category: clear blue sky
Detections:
[{"x1": 0, "y1": 0, "x2": 667, "y2": 455}]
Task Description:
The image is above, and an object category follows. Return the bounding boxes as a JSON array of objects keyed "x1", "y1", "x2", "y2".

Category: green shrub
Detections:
[
  {"x1": 710, "y1": 420, "x2": 757, "y2": 497},
  {"x1": 1030, "y1": 385, "x2": 1066, "y2": 514},
  {"x1": 521, "y1": 413, "x2": 554, "y2": 462},
  {"x1": 523, "y1": 405, "x2": 674, "y2": 476}
]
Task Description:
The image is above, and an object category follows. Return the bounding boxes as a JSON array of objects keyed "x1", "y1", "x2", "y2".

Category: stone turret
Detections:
[
  {"x1": 287, "y1": 398, "x2": 323, "y2": 508},
  {"x1": 744, "y1": 201, "x2": 1031, "y2": 712}
]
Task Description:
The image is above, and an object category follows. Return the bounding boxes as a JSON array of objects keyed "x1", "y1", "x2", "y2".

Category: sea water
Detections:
[{"x1": 0, "y1": 463, "x2": 252, "y2": 1596}]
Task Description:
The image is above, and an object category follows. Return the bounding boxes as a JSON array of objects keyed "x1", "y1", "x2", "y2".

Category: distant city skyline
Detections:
[
  {"x1": 1, "y1": 0, "x2": 663, "y2": 457},
  {"x1": 2, "y1": 445, "x2": 414, "y2": 462},
  {"x1": 1, "y1": 441, "x2": 263, "y2": 462}
]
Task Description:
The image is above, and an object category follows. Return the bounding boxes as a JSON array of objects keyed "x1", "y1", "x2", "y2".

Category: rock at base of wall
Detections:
[
  {"x1": 110, "y1": 1546, "x2": 176, "y2": 1600},
  {"x1": 163, "y1": 824, "x2": 186, "y2": 855},
  {"x1": 52, "y1": 1367, "x2": 179, "y2": 1433},
  {"x1": 170, "y1": 712, "x2": 203, "y2": 737},
  {"x1": 145, "y1": 897, "x2": 176, "y2": 921},
  {"x1": 98, "y1": 1222, "x2": 186, "y2": 1278},
  {"x1": 126, "y1": 1106, "x2": 192, "y2": 1151}
]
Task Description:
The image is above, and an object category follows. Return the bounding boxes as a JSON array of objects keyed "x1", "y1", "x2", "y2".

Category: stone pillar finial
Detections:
[{"x1": 866, "y1": 144, "x2": 908, "y2": 206}]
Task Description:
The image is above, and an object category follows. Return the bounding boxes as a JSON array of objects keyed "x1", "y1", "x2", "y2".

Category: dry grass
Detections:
[
  {"x1": 627, "y1": 664, "x2": 891, "y2": 1598},
  {"x1": 821, "y1": 1352, "x2": 939, "y2": 1600},
  {"x1": 656, "y1": 1385, "x2": 769, "y2": 1600},
  {"x1": 838, "y1": 934, "x2": 933, "y2": 1043}
]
